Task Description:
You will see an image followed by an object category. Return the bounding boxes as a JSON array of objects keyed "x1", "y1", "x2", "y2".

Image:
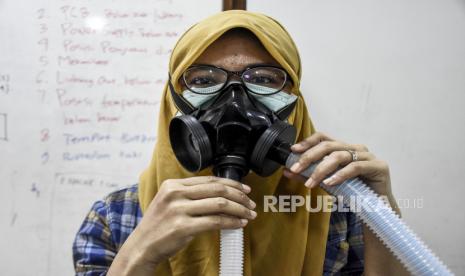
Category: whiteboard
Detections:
[
  {"x1": 0, "y1": 0, "x2": 220, "y2": 275},
  {"x1": 1, "y1": 0, "x2": 465, "y2": 275}
]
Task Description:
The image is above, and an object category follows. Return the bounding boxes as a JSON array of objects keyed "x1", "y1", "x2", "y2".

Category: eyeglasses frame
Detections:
[{"x1": 181, "y1": 64, "x2": 290, "y2": 95}]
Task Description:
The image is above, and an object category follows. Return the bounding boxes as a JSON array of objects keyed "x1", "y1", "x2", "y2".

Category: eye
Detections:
[
  {"x1": 183, "y1": 67, "x2": 226, "y2": 90},
  {"x1": 243, "y1": 67, "x2": 287, "y2": 95},
  {"x1": 188, "y1": 77, "x2": 216, "y2": 86},
  {"x1": 247, "y1": 75, "x2": 276, "y2": 84}
]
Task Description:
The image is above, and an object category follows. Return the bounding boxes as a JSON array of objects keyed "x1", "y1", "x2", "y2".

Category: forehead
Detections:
[{"x1": 193, "y1": 29, "x2": 281, "y2": 70}]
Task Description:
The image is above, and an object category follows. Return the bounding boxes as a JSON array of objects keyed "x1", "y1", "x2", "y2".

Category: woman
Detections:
[{"x1": 73, "y1": 10, "x2": 407, "y2": 275}]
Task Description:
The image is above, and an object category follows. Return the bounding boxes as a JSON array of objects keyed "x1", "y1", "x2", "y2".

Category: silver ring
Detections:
[{"x1": 346, "y1": 150, "x2": 358, "y2": 162}]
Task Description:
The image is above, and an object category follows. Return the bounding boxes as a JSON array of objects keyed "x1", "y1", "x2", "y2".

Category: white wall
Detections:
[{"x1": 249, "y1": 0, "x2": 465, "y2": 274}]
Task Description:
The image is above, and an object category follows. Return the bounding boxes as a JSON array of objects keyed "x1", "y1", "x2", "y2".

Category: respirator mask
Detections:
[{"x1": 169, "y1": 65, "x2": 298, "y2": 181}]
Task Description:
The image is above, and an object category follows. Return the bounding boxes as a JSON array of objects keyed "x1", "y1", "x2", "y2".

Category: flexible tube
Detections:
[
  {"x1": 219, "y1": 228, "x2": 244, "y2": 276},
  {"x1": 286, "y1": 153, "x2": 453, "y2": 276}
]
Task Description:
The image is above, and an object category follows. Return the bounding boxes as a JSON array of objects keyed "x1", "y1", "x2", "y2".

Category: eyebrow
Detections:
[{"x1": 190, "y1": 63, "x2": 284, "y2": 70}]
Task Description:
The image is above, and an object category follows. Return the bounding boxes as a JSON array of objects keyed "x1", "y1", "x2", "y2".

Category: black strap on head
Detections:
[
  {"x1": 276, "y1": 100, "x2": 297, "y2": 120},
  {"x1": 168, "y1": 75, "x2": 195, "y2": 114}
]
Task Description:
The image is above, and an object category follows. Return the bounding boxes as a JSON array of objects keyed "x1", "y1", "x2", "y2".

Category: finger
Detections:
[
  {"x1": 282, "y1": 168, "x2": 307, "y2": 183},
  {"x1": 290, "y1": 132, "x2": 333, "y2": 152},
  {"x1": 186, "y1": 197, "x2": 257, "y2": 220},
  {"x1": 178, "y1": 176, "x2": 251, "y2": 193},
  {"x1": 290, "y1": 141, "x2": 352, "y2": 173},
  {"x1": 304, "y1": 151, "x2": 352, "y2": 188},
  {"x1": 304, "y1": 151, "x2": 375, "y2": 188},
  {"x1": 352, "y1": 144, "x2": 370, "y2": 152},
  {"x1": 188, "y1": 215, "x2": 248, "y2": 235},
  {"x1": 322, "y1": 160, "x2": 387, "y2": 186},
  {"x1": 184, "y1": 183, "x2": 256, "y2": 209}
]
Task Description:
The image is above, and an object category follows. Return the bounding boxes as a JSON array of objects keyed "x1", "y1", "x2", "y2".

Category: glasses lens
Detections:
[
  {"x1": 183, "y1": 66, "x2": 227, "y2": 94},
  {"x1": 242, "y1": 67, "x2": 287, "y2": 95}
]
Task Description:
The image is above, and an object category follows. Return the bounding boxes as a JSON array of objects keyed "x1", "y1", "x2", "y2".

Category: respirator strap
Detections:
[{"x1": 168, "y1": 75, "x2": 195, "y2": 114}]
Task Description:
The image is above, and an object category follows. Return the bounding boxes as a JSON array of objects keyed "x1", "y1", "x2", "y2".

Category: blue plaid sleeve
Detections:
[
  {"x1": 73, "y1": 199, "x2": 115, "y2": 276},
  {"x1": 73, "y1": 185, "x2": 141, "y2": 276},
  {"x1": 323, "y1": 210, "x2": 365, "y2": 275}
]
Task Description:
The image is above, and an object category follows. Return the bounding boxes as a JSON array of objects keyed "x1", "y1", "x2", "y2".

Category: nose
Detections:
[
  {"x1": 225, "y1": 78, "x2": 242, "y2": 86},
  {"x1": 221, "y1": 81, "x2": 247, "y2": 98},
  {"x1": 226, "y1": 82, "x2": 247, "y2": 97},
  {"x1": 229, "y1": 71, "x2": 242, "y2": 82}
]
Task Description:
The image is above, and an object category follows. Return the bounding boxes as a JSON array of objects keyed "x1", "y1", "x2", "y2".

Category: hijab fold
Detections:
[{"x1": 139, "y1": 10, "x2": 331, "y2": 276}]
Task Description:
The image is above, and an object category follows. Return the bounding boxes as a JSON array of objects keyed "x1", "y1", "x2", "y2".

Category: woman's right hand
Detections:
[{"x1": 108, "y1": 176, "x2": 256, "y2": 275}]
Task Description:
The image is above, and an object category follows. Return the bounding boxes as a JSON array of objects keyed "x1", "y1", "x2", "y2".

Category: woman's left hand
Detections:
[{"x1": 283, "y1": 132, "x2": 393, "y2": 197}]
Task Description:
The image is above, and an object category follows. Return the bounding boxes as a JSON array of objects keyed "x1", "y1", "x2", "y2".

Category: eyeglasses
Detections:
[{"x1": 182, "y1": 65, "x2": 289, "y2": 95}]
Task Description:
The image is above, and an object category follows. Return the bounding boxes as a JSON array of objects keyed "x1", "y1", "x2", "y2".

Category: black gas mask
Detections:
[{"x1": 168, "y1": 74, "x2": 297, "y2": 181}]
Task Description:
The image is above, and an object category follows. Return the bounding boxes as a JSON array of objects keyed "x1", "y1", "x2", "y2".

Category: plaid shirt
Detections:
[{"x1": 73, "y1": 185, "x2": 364, "y2": 275}]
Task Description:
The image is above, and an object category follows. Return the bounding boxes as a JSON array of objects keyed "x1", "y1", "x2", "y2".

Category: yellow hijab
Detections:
[{"x1": 139, "y1": 10, "x2": 331, "y2": 276}]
